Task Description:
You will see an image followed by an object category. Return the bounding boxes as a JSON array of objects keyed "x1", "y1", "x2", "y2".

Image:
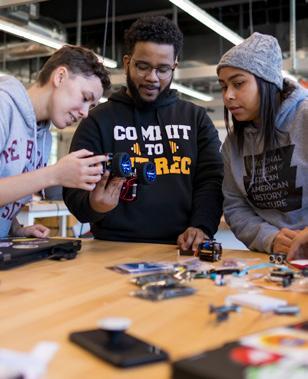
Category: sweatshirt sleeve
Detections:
[
  {"x1": 0, "y1": 98, "x2": 10, "y2": 153},
  {"x1": 190, "y1": 112, "x2": 224, "y2": 237},
  {"x1": 222, "y1": 139, "x2": 279, "y2": 253},
  {"x1": 63, "y1": 116, "x2": 106, "y2": 223}
]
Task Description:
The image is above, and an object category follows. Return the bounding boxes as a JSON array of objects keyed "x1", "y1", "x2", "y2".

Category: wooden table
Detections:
[{"x1": 0, "y1": 240, "x2": 307, "y2": 379}]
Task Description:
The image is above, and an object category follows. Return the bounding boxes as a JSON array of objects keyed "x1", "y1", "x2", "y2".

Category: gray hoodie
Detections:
[
  {"x1": 222, "y1": 80, "x2": 308, "y2": 253},
  {"x1": 0, "y1": 75, "x2": 51, "y2": 237}
]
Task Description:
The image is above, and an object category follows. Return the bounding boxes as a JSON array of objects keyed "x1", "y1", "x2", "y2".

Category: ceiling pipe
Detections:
[
  {"x1": 248, "y1": 0, "x2": 253, "y2": 34},
  {"x1": 76, "y1": 0, "x2": 82, "y2": 46},
  {"x1": 289, "y1": 0, "x2": 296, "y2": 72},
  {"x1": 64, "y1": 0, "x2": 261, "y2": 28},
  {"x1": 111, "y1": 0, "x2": 115, "y2": 60}
]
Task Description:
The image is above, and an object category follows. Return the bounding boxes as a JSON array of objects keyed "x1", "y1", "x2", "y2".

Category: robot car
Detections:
[
  {"x1": 103, "y1": 152, "x2": 156, "y2": 202},
  {"x1": 179, "y1": 238, "x2": 223, "y2": 262}
]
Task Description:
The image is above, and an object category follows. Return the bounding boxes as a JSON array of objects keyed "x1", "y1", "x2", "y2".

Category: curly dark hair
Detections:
[
  {"x1": 124, "y1": 16, "x2": 183, "y2": 59},
  {"x1": 37, "y1": 45, "x2": 111, "y2": 90}
]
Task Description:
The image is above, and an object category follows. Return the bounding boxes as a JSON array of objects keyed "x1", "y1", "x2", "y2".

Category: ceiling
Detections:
[
  {"x1": 0, "y1": 0, "x2": 308, "y2": 124},
  {"x1": 35, "y1": 0, "x2": 308, "y2": 62}
]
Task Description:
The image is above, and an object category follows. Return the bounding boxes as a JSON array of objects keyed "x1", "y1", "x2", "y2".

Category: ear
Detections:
[
  {"x1": 52, "y1": 66, "x2": 69, "y2": 87},
  {"x1": 123, "y1": 55, "x2": 130, "y2": 75},
  {"x1": 174, "y1": 57, "x2": 179, "y2": 69}
]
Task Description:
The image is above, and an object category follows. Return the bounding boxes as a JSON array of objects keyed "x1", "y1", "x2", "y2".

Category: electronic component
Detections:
[
  {"x1": 131, "y1": 272, "x2": 180, "y2": 287},
  {"x1": 209, "y1": 304, "x2": 240, "y2": 322},
  {"x1": 269, "y1": 252, "x2": 287, "y2": 265},
  {"x1": 178, "y1": 239, "x2": 222, "y2": 262},
  {"x1": 132, "y1": 284, "x2": 196, "y2": 301},
  {"x1": 199, "y1": 239, "x2": 222, "y2": 262},
  {"x1": 226, "y1": 293, "x2": 287, "y2": 312},
  {"x1": 102, "y1": 152, "x2": 156, "y2": 202},
  {"x1": 273, "y1": 305, "x2": 300, "y2": 316},
  {"x1": 269, "y1": 267, "x2": 295, "y2": 287}
]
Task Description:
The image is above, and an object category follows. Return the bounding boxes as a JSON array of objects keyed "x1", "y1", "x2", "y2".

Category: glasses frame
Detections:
[{"x1": 130, "y1": 57, "x2": 176, "y2": 80}]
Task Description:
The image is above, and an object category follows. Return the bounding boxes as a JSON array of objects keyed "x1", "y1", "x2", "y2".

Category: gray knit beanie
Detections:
[{"x1": 217, "y1": 32, "x2": 283, "y2": 90}]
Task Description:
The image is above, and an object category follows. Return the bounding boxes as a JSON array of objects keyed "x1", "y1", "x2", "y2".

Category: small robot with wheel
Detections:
[
  {"x1": 103, "y1": 152, "x2": 156, "y2": 202},
  {"x1": 179, "y1": 238, "x2": 223, "y2": 262},
  {"x1": 198, "y1": 239, "x2": 223, "y2": 262}
]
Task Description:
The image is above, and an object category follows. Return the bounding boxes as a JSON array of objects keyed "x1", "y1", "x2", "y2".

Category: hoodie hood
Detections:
[
  {"x1": 110, "y1": 86, "x2": 178, "y2": 110},
  {"x1": 0, "y1": 75, "x2": 50, "y2": 169},
  {"x1": 0, "y1": 75, "x2": 37, "y2": 131},
  {"x1": 276, "y1": 78, "x2": 308, "y2": 129}
]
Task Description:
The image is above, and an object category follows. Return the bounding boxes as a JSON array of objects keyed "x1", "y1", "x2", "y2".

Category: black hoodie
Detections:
[{"x1": 63, "y1": 87, "x2": 223, "y2": 244}]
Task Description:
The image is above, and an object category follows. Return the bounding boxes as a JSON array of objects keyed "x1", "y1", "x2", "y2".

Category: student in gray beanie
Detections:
[{"x1": 217, "y1": 32, "x2": 308, "y2": 260}]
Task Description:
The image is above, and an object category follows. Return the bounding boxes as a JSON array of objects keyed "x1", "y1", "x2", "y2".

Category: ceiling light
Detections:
[
  {"x1": 171, "y1": 82, "x2": 213, "y2": 102},
  {"x1": 0, "y1": 17, "x2": 117, "y2": 68},
  {"x1": 169, "y1": 0, "x2": 244, "y2": 45}
]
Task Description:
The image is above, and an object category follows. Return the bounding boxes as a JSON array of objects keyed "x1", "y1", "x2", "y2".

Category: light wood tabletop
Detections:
[{"x1": 0, "y1": 239, "x2": 307, "y2": 379}]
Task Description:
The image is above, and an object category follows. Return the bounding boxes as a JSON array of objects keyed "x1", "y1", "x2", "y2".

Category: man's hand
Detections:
[
  {"x1": 177, "y1": 227, "x2": 208, "y2": 255},
  {"x1": 272, "y1": 227, "x2": 300, "y2": 254},
  {"x1": 288, "y1": 227, "x2": 308, "y2": 260},
  {"x1": 14, "y1": 224, "x2": 50, "y2": 238},
  {"x1": 89, "y1": 170, "x2": 125, "y2": 213},
  {"x1": 53, "y1": 149, "x2": 108, "y2": 191}
]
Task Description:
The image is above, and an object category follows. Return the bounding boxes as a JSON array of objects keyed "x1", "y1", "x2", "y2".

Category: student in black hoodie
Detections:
[{"x1": 63, "y1": 16, "x2": 223, "y2": 252}]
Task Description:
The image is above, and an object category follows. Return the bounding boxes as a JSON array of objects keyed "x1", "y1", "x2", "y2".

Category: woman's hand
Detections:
[
  {"x1": 14, "y1": 224, "x2": 50, "y2": 238},
  {"x1": 288, "y1": 227, "x2": 308, "y2": 260},
  {"x1": 272, "y1": 228, "x2": 300, "y2": 253}
]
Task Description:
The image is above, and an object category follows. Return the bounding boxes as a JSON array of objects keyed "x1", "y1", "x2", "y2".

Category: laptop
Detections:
[{"x1": 0, "y1": 237, "x2": 81, "y2": 270}]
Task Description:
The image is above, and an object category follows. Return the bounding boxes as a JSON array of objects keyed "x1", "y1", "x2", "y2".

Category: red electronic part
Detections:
[{"x1": 289, "y1": 259, "x2": 308, "y2": 269}]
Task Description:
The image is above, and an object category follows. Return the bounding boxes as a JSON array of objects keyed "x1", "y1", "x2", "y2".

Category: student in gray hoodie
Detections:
[
  {"x1": 0, "y1": 45, "x2": 120, "y2": 238},
  {"x1": 217, "y1": 32, "x2": 308, "y2": 255}
]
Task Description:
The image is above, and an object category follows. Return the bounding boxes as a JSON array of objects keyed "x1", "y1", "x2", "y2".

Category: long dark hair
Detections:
[{"x1": 224, "y1": 76, "x2": 285, "y2": 154}]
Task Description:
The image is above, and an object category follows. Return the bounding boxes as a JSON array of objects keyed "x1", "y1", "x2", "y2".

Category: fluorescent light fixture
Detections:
[
  {"x1": 0, "y1": 17, "x2": 117, "y2": 68},
  {"x1": 99, "y1": 96, "x2": 108, "y2": 103},
  {"x1": 169, "y1": 0, "x2": 244, "y2": 45},
  {"x1": 171, "y1": 82, "x2": 213, "y2": 102}
]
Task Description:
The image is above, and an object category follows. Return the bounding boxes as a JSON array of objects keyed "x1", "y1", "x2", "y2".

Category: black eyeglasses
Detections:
[{"x1": 130, "y1": 58, "x2": 175, "y2": 80}]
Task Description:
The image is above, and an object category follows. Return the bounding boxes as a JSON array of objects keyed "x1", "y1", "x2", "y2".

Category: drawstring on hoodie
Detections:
[
  {"x1": 133, "y1": 108, "x2": 174, "y2": 165},
  {"x1": 156, "y1": 110, "x2": 174, "y2": 164},
  {"x1": 133, "y1": 108, "x2": 147, "y2": 155}
]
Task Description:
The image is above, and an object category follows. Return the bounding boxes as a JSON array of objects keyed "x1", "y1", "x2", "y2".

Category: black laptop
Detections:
[{"x1": 0, "y1": 237, "x2": 81, "y2": 269}]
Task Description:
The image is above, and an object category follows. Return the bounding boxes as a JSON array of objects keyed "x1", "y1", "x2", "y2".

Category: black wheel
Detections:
[
  {"x1": 112, "y1": 153, "x2": 132, "y2": 177},
  {"x1": 276, "y1": 254, "x2": 285, "y2": 264},
  {"x1": 137, "y1": 162, "x2": 157, "y2": 184}
]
